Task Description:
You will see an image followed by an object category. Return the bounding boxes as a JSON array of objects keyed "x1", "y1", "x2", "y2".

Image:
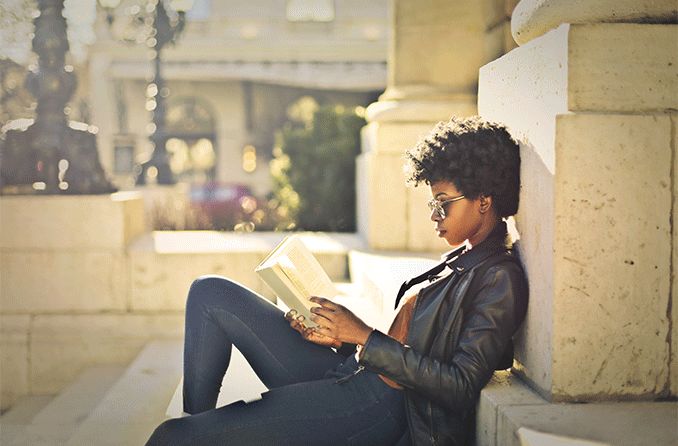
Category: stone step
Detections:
[
  {"x1": 0, "y1": 396, "x2": 54, "y2": 424},
  {"x1": 65, "y1": 340, "x2": 183, "y2": 446},
  {"x1": 0, "y1": 395, "x2": 54, "y2": 446},
  {"x1": 27, "y1": 366, "x2": 126, "y2": 446},
  {"x1": 477, "y1": 370, "x2": 678, "y2": 446}
]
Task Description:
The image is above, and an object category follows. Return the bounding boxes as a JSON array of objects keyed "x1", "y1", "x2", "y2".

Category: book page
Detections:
[
  {"x1": 255, "y1": 235, "x2": 338, "y2": 319},
  {"x1": 284, "y1": 240, "x2": 338, "y2": 298}
]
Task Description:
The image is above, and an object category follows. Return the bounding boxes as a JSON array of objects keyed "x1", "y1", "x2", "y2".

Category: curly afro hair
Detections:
[{"x1": 404, "y1": 116, "x2": 520, "y2": 218}]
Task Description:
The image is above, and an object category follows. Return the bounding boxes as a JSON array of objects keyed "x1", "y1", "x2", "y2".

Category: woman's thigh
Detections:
[
  {"x1": 148, "y1": 371, "x2": 407, "y2": 446},
  {"x1": 185, "y1": 275, "x2": 344, "y2": 387}
]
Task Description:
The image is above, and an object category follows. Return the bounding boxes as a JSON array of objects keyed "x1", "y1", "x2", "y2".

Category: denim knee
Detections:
[
  {"x1": 186, "y1": 275, "x2": 237, "y2": 310},
  {"x1": 146, "y1": 417, "x2": 188, "y2": 446}
]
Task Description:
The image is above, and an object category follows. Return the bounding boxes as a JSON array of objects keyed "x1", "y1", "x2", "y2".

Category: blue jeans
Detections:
[{"x1": 145, "y1": 276, "x2": 407, "y2": 446}]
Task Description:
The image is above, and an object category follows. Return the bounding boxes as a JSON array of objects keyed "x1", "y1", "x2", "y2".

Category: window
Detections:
[
  {"x1": 113, "y1": 144, "x2": 135, "y2": 174},
  {"x1": 165, "y1": 98, "x2": 217, "y2": 182},
  {"x1": 286, "y1": 0, "x2": 334, "y2": 22}
]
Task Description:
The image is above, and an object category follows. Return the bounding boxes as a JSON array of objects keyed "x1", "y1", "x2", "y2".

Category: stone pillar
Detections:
[
  {"x1": 357, "y1": 0, "x2": 510, "y2": 251},
  {"x1": 478, "y1": 0, "x2": 677, "y2": 401}
]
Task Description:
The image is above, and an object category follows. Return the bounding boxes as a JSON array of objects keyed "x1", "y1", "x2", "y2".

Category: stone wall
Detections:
[
  {"x1": 0, "y1": 192, "x2": 360, "y2": 409},
  {"x1": 0, "y1": 193, "x2": 183, "y2": 409},
  {"x1": 479, "y1": 2, "x2": 677, "y2": 401}
]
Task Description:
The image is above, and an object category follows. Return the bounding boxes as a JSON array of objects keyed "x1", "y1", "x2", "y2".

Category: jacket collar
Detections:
[{"x1": 443, "y1": 220, "x2": 510, "y2": 274}]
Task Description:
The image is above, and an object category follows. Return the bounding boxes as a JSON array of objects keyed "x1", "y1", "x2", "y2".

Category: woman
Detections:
[{"x1": 146, "y1": 116, "x2": 528, "y2": 446}]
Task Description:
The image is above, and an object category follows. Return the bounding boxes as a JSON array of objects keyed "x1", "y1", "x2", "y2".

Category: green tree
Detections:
[{"x1": 271, "y1": 99, "x2": 365, "y2": 232}]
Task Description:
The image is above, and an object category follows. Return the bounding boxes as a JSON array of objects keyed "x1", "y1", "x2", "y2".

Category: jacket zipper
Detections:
[{"x1": 334, "y1": 365, "x2": 365, "y2": 384}]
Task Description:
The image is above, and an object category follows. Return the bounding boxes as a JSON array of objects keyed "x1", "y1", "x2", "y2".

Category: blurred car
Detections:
[{"x1": 189, "y1": 182, "x2": 255, "y2": 228}]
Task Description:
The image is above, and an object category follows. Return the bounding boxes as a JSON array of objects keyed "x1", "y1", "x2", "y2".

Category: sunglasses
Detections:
[{"x1": 427, "y1": 195, "x2": 466, "y2": 219}]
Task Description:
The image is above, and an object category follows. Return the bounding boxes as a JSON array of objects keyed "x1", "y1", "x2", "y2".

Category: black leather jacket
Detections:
[{"x1": 358, "y1": 222, "x2": 528, "y2": 445}]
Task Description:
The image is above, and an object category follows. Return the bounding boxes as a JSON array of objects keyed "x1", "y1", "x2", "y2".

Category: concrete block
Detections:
[
  {"x1": 0, "y1": 192, "x2": 145, "y2": 250},
  {"x1": 552, "y1": 113, "x2": 672, "y2": 400},
  {"x1": 568, "y1": 24, "x2": 678, "y2": 113},
  {"x1": 477, "y1": 371, "x2": 547, "y2": 446},
  {"x1": 481, "y1": 23, "x2": 678, "y2": 116},
  {"x1": 0, "y1": 251, "x2": 127, "y2": 312},
  {"x1": 511, "y1": 0, "x2": 678, "y2": 45},
  {"x1": 29, "y1": 313, "x2": 183, "y2": 394},
  {"x1": 356, "y1": 151, "x2": 408, "y2": 250},
  {"x1": 0, "y1": 316, "x2": 30, "y2": 411},
  {"x1": 497, "y1": 401, "x2": 678, "y2": 446},
  {"x1": 479, "y1": 24, "x2": 569, "y2": 167}
]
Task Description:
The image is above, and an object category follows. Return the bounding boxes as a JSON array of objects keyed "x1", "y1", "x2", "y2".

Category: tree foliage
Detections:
[{"x1": 271, "y1": 98, "x2": 365, "y2": 232}]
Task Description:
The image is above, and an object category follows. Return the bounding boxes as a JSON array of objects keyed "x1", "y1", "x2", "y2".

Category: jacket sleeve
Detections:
[{"x1": 358, "y1": 263, "x2": 524, "y2": 412}]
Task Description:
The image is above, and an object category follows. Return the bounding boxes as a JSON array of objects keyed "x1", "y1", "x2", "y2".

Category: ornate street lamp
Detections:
[
  {"x1": 0, "y1": 0, "x2": 116, "y2": 195},
  {"x1": 98, "y1": 0, "x2": 194, "y2": 185}
]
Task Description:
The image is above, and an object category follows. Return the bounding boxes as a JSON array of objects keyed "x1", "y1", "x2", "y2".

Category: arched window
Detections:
[{"x1": 165, "y1": 97, "x2": 217, "y2": 183}]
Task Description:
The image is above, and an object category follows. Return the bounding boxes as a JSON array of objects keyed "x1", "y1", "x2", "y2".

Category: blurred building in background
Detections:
[{"x1": 88, "y1": 0, "x2": 388, "y2": 195}]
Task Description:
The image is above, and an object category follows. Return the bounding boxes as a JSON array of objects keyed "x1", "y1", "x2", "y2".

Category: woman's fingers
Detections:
[
  {"x1": 309, "y1": 296, "x2": 341, "y2": 311},
  {"x1": 310, "y1": 312, "x2": 333, "y2": 328}
]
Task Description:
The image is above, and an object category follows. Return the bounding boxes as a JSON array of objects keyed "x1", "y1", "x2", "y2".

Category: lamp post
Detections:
[
  {"x1": 98, "y1": 0, "x2": 194, "y2": 185},
  {"x1": 0, "y1": 0, "x2": 116, "y2": 195}
]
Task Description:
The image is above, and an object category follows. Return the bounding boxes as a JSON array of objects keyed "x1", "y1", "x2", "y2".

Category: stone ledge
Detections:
[
  {"x1": 477, "y1": 371, "x2": 547, "y2": 446},
  {"x1": 511, "y1": 0, "x2": 678, "y2": 45},
  {"x1": 477, "y1": 371, "x2": 678, "y2": 446},
  {"x1": 128, "y1": 231, "x2": 363, "y2": 311},
  {"x1": 0, "y1": 192, "x2": 145, "y2": 251},
  {"x1": 481, "y1": 23, "x2": 678, "y2": 116},
  {"x1": 127, "y1": 230, "x2": 365, "y2": 255}
]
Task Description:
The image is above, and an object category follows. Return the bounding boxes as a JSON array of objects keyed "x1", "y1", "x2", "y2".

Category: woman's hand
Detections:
[
  {"x1": 284, "y1": 309, "x2": 342, "y2": 348},
  {"x1": 309, "y1": 296, "x2": 373, "y2": 346}
]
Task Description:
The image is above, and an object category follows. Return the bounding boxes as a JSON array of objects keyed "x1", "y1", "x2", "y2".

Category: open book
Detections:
[{"x1": 255, "y1": 235, "x2": 339, "y2": 327}]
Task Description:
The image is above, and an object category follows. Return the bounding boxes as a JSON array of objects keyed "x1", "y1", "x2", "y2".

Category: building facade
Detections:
[{"x1": 88, "y1": 0, "x2": 389, "y2": 195}]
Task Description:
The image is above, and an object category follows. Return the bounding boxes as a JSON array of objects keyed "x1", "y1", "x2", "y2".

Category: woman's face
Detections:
[{"x1": 429, "y1": 181, "x2": 491, "y2": 247}]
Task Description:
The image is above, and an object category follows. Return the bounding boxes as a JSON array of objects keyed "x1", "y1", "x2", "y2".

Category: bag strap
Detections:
[{"x1": 393, "y1": 245, "x2": 466, "y2": 309}]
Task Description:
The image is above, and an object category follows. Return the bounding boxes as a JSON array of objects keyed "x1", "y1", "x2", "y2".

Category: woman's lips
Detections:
[{"x1": 436, "y1": 228, "x2": 446, "y2": 236}]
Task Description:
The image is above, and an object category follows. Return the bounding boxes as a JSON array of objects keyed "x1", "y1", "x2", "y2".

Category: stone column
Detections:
[
  {"x1": 479, "y1": 0, "x2": 677, "y2": 401},
  {"x1": 357, "y1": 0, "x2": 510, "y2": 251}
]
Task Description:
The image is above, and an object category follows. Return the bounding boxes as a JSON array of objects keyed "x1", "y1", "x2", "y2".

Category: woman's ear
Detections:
[{"x1": 478, "y1": 194, "x2": 493, "y2": 214}]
